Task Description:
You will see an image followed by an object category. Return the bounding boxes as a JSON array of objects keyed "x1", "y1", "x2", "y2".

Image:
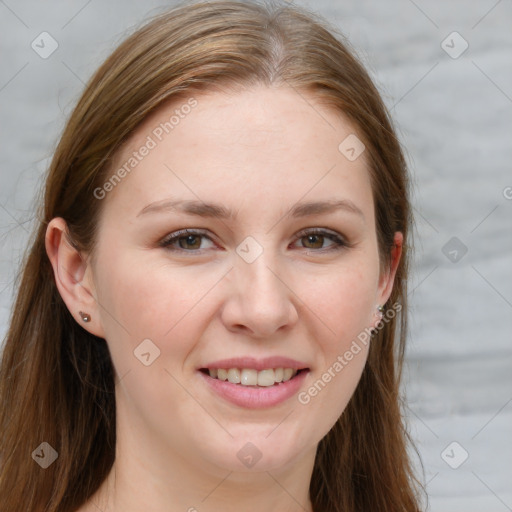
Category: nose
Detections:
[{"x1": 220, "y1": 253, "x2": 299, "y2": 338}]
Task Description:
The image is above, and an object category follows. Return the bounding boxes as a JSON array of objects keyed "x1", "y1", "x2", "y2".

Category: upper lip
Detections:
[{"x1": 199, "y1": 356, "x2": 310, "y2": 371}]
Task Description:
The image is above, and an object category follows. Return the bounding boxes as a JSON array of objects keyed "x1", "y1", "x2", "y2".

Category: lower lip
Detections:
[{"x1": 198, "y1": 370, "x2": 309, "y2": 409}]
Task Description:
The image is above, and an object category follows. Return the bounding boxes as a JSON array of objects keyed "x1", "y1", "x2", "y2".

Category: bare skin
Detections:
[{"x1": 46, "y1": 85, "x2": 402, "y2": 512}]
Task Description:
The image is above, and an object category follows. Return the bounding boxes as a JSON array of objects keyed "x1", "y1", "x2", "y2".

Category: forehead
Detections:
[{"x1": 102, "y1": 85, "x2": 374, "y2": 222}]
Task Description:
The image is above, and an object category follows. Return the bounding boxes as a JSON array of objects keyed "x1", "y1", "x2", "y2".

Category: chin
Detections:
[{"x1": 197, "y1": 428, "x2": 312, "y2": 474}]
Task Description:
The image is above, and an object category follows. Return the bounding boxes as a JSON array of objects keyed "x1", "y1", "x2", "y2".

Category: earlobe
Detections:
[{"x1": 45, "y1": 217, "x2": 104, "y2": 337}]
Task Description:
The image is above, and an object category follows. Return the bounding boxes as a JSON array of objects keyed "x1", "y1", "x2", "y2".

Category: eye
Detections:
[
  {"x1": 159, "y1": 227, "x2": 349, "y2": 255},
  {"x1": 159, "y1": 229, "x2": 215, "y2": 252},
  {"x1": 292, "y1": 228, "x2": 349, "y2": 252}
]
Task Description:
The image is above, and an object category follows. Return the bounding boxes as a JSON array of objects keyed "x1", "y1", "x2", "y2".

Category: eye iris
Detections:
[
  {"x1": 303, "y1": 234, "x2": 324, "y2": 249},
  {"x1": 179, "y1": 235, "x2": 201, "y2": 249}
]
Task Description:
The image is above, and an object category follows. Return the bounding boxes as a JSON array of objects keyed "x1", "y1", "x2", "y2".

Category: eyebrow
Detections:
[{"x1": 137, "y1": 198, "x2": 365, "y2": 220}]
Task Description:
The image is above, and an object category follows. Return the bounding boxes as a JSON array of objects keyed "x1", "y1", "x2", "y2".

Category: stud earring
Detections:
[
  {"x1": 79, "y1": 311, "x2": 91, "y2": 323},
  {"x1": 370, "y1": 305, "x2": 384, "y2": 337}
]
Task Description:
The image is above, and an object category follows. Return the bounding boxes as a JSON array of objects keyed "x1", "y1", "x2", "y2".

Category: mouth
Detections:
[
  {"x1": 198, "y1": 365, "x2": 310, "y2": 409},
  {"x1": 199, "y1": 367, "x2": 309, "y2": 387},
  {"x1": 197, "y1": 356, "x2": 311, "y2": 408}
]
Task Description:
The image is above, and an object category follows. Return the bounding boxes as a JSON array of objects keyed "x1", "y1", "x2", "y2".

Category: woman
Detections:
[{"x1": 0, "y1": 1, "x2": 423, "y2": 511}]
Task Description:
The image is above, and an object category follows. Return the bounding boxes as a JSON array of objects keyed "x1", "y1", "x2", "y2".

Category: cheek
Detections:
[
  {"x1": 296, "y1": 268, "x2": 374, "y2": 431},
  {"x1": 93, "y1": 245, "x2": 227, "y2": 367},
  {"x1": 92, "y1": 250, "x2": 217, "y2": 434},
  {"x1": 94, "y1": 240, "x2": 379, "y2": 363},
  {"x1": 95, "y1": 246, "x2": 184, "y2": 334},
  {"x1": 302, "y1": 262, "x2": 378, "y2": 348}
]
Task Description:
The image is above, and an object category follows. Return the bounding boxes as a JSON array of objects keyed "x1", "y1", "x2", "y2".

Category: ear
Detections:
[
  {"x1": 376, "y1": 231, "x2": 403, "y2": 308},
  {"x1": 45, "y1": 217, "x2": 105, "y2": 338}
]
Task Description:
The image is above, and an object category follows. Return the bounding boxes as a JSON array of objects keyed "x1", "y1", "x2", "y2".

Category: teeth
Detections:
[
  {"x1": 207, "y1": 367, "x2": 300, "y2": 386},
  {"x1": 283, "y1": 368, "x2": 294, "y2": 382},
  {"x1": 257, "y1": 369, "x2": 275, "y2": 387},
  {"x1": 227, "y1": 368, "x2": 241, "y2": 384},
  {"x1": 241, "y1": 369, "x2": 258, "y2": 386}
]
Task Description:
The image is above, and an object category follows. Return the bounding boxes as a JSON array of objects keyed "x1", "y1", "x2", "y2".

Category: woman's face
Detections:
[{"x1": 85, "y1": 85, "x2": 400, "y2": 474}]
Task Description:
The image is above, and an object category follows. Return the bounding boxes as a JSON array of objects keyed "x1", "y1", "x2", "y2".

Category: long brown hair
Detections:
[{"x1": 0, "y1": 1, "x2": 423, "y2": 510}]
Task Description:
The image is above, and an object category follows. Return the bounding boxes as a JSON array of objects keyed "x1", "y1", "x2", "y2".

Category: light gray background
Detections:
[{"x1": 1, "y1": 1, "x2": 511, "y2": 511}]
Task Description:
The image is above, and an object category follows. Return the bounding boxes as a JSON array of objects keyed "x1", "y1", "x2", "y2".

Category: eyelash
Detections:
[{"x1": 158, "y1": 228, "x2": 350, "y2": 255}]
